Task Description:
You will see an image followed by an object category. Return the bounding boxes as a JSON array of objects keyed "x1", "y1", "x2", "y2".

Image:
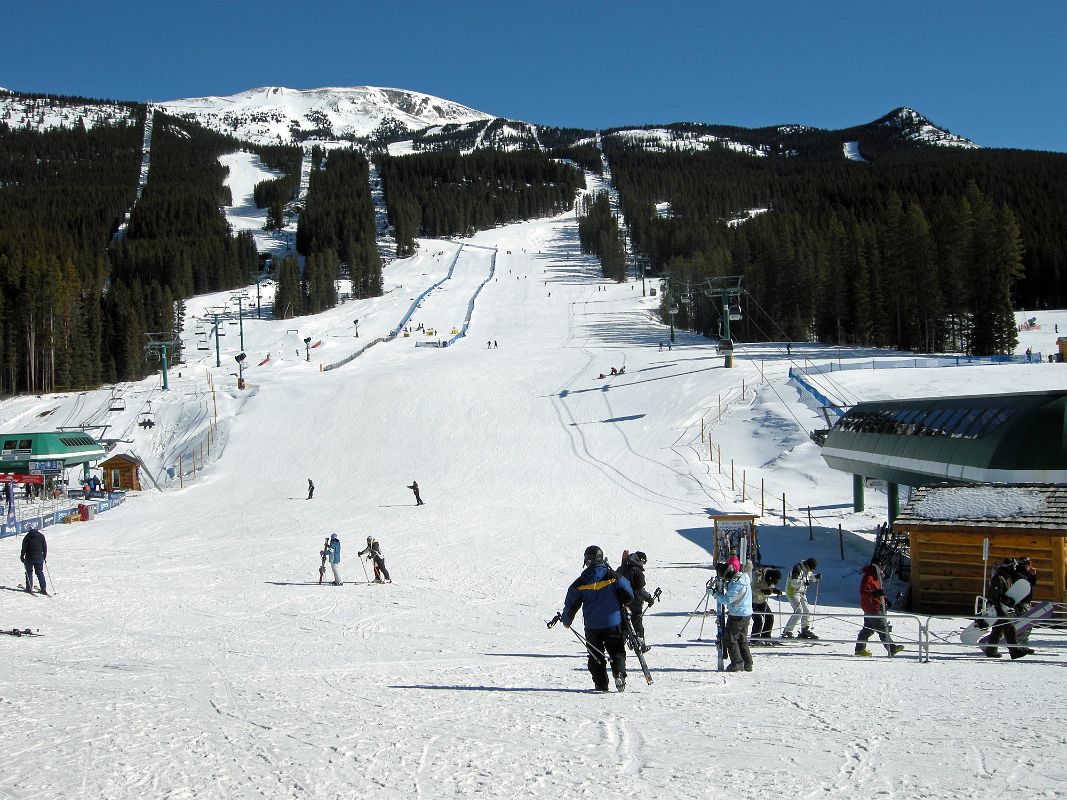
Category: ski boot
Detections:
[
  {"x1": 984, "y1": 648, "x2": 1002, "y2": 658},
  {"x1": 798, "y1": 628, "x2": 819, "y2": 640},
  {"x1": 780, "y1": 630, "x2": 795, "y2": 639},
  {"x1": 855, "y1": 648, "x2": 873, "y2": 657},
  {"x1": 614, "y1": 673, "x2": 626, "y2": 692},
  {"x1": 888, "y1": 645, "x2": 905, "y2": 657},
  {"x1": 1010, "y1": 647, "x2": 1035, "y2": 660}
]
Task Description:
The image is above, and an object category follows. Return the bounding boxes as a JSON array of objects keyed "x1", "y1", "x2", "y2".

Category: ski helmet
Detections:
[
  {"x1": 367, "y1": 536, "x2": 373, "y2": 544},
  {"x1": 583, "y1": 545, "x2": 604, "y2": 565},
  {"x1": 631, "y1": 551, "x2": 648, "y2": 565},
  {"x1": 804, "y1": 557, "x2": 818, "y2": 570}
]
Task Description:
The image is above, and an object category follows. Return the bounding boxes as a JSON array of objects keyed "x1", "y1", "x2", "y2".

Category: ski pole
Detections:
[
  {"x1": 44, "y1": 560, "x2": 56, "y2": 596},
  {"x1": 359, "y1": 555, "x2": 370, "y2": 582},
  {"x1": 547, "y1": 612, "x2": 606, "y2": 663},
  {"x1": 676, "y1": 592, "x2": 709, "y2": 637}
]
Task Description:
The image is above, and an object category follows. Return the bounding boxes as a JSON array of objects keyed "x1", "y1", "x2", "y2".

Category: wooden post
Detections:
[
  {"x1": 782, "y1": 493, "x2": 786, "y2": 524},
  {"x1": 730, "y1": 459, "x2": 734, "y2": 491},
  {"x1": 761, "y1": 479, "x2": 765, "y2": 516},
  {"x1": 742, "y1": 470, "x2": 746, "y2": 501},
  {"x1": 701, "y1": 417, "x2": 704, "y2": 443},
  {"x1": 839, "y1": 524, "x2": 845, "y2": 560},
  {"x1": 709, "y1": 438, "x2": 713, "y2": 462},
  {"x1": 717, "y1": 446, "x2": 722, "y2": 475},
  {"x1": 718, "y1": 394, "x2": 722, "y2": 421},
  {"x1": 179, "y1": 455, "x2": 183, "y2": 489},
  {"x1": 742, "y1": 378, "x2": 746, "y2": 398},
  {"x1": 808, "y1": 507, "x2": 813, "y2": 541}
]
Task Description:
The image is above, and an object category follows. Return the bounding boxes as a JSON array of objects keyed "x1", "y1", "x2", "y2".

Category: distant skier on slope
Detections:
[
  {"x1": 407, "y1": 480, "x2": 424, "y2": 506},
  {"x1": 561, "y1": 545, "x2": 634, "y2": 692},
  {"x1": 307, "y1": 478, "x2": 315, "y2": 500},
  {"x1": 358, "y1": 537, "x2": 391, "y2": 583},
  {"x1": 321, "y1": 534, "x2": 342, "y2": 586}
]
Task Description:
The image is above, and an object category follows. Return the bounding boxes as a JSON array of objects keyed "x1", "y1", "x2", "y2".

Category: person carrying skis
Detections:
[
  {"x1": 319, "y1": 534, "x2": 342, "y2": 586},
  {"x1": 618, "y1": 551, "x2": 656, "y2": 652},
  {"x1": 358, "y1": 537, "x2": 391, "y2": 583},
  {"x1": 855, "y1": 560, "x2": 904, "y2": 657},
  {"x1": 782, "y1": 557, "x2": 820, "y2": 639},
  {"x1": 407, "y1": 480, "x2": 424, "y2": 506},
  {"x1": 561, "y1": 545, "x2": 634, "y2": 692},
  {"x1": 749, "y1": 565, "x2": 780, "y2": 642},
  {"x1": 307, "y1": 478, "x2": 315, "y2": 500},
  {"x1": 20, "y1": 526, "x2": 48, "y2": 595},
  {"x1": 984, "y1": 559, "x2": 1035, "y2": 660},
  {"x1": 714, "y1": 560, "x2": 754, "y2": 671}
]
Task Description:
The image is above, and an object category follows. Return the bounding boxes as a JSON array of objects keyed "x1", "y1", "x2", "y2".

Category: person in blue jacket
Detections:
[
  {"x1": 715, "y1": 560, "x2": 754, "y2": 672},
  {"x1": 562, "y1": 545, "x2": 635, "y2": 692},
  {"x1": 325, "y1": 533, "x2": 342, "y2": 586}
]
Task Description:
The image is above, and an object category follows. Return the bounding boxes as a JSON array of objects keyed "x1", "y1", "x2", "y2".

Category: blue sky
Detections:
[{"x1": 2, "y1": 1, "x2": 1064, "y2": 152}]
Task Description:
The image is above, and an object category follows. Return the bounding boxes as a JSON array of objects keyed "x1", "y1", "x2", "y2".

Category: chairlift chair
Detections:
[
  {"x1": 728, "y1": 303, "x2": 743, "y2": 321},
  {"x1": 197, "y1": 339, "x2": 209, "y2": 351},
  {"x1": 716, "y1": 338, "x2": 734, "y2": 355},
  {"x1": 109, "y1": 396, "x2": 126, "y2": 411}
]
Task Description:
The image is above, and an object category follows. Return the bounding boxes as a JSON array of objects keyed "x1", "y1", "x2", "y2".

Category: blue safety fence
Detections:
[
  {"x1": 0, "y1": 491, "x2": 127, "y2": 538},
  {"x1": 444, "y1": 248, "x2": 497, "y2": 347}
]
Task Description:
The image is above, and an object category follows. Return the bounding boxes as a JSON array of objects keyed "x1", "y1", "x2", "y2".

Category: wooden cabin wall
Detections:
[{"x1": 907, "y1": 529, "x2": 1066, "y2": 614}]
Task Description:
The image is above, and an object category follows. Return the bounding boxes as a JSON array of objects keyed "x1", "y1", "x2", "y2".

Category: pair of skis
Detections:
[
  {"x1": 2, "y1": 628, "x2": 41, "y2": 637},
  {"x1": 546, "y1": 611, "x2": 653, "y2": 685}
]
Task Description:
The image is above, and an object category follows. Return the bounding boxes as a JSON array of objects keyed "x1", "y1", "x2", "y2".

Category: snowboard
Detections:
[{"x1": 960, "y1": 601, "x2": 1054, "y2": 646}]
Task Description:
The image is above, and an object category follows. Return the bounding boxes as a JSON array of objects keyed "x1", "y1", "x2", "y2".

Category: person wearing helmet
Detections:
[
  {"x1": 750, "y1": 566, "x2": 781, "y2": 642},
  {"x1": 782, "y1": 557, "x2": 820, "y2": 639},
  {"x1": 618, "y1": 551, "x2": 656, "y2": 652},
  {"x1": 855, "y1": 559, "x2": 904, "y2": 657},
  {"x1": 561, "y1": 545, "x2": 635, "y2": 692},
  {"x1": 714, "y1": 560, "x2": 754, "y2": 671},
  {"x1": 358, "y1": 536, "x2": 391, "y2": 583}
]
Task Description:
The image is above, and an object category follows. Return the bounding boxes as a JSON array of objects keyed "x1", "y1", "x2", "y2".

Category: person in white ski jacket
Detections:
[{"x1": 782, "y1": 557, "x2": 820, "y2": 639}]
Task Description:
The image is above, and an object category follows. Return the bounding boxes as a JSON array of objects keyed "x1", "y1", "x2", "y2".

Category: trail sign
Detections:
[{"x1": 29, "y1": 460, "x2": 62, "y2": 475}]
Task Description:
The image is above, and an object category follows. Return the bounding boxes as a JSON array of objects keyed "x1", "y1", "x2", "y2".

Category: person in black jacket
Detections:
[
  {"x1": 20, "y1": 527, "x2": 47, "y2": 594},
  {"x1": 618, "y1": 551, "x2": 656, "y2": 651},
  {"x1": 307, "y1": 478, "x2": 315, "y2": 500},
  {"x1": 985, "y1": 559, "x2": 1035, "y2": 660}
]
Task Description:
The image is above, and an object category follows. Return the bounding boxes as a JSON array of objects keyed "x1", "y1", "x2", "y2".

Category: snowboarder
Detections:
[
  {"x1": 307, "y1": 478, "x2": 315, "y2": 500},
  {"x1": 358, "y1": 537, "x2": 391, "y2": 582},
  {"x1": 561, "y1": 545, "x2": 634, "y2": 692},
  {"x1": 984, "y1": 559, "x2": 1035, "y2": 660},
  {"x1": 715, "y1": 560, "x2": 753, "y2": 671},
  {"x1": 749, "y1": 566, "x2": 780, "y2": 642},
  {"x1": 20, "y1": 526, "x2": 47, "y2": 595},
  {"x1": 321, "y1": 534, "x2": 342, "y2": 586},
  {"x1": 618, "y1": 551, "x2": 656, "y2": 652},
  {"x1": 407, "y1": 480, "x2": 424, "y2": 505},
  {"x1": 855, "y1": 560, "x2": 904, "y2": 657},
  {"x1": 782, "y1": 557, "x2": 820, "y2": 639}
]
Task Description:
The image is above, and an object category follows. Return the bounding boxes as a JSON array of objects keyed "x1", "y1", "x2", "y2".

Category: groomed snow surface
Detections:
[{"x1": 3, "y1": 206, "x2": 1066, "y2": 797}]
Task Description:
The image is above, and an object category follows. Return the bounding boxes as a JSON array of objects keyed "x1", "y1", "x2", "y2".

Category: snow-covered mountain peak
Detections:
[
  {"x1": 879, "y1": 106, "x2": 978, "y2": 148},
  {"x1": 155, "y1": 85, "x2": 496, "y2": 145}
]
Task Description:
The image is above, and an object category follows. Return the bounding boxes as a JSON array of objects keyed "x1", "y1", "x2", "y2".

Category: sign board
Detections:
[
  {"x1": 29, "y1": 459, "x2": 63, "y2": 475},
  {"x1": 0, "y1": 473, "x2": 44, "y2": 484}
]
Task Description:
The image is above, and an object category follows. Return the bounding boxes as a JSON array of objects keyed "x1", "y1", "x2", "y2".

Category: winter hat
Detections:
[
  {"x1": 728, "y1": 555, "x2": 741, "y2": 573},
  {"x1": 804, "y1": 557, "x2": 818, "y2": 570}
]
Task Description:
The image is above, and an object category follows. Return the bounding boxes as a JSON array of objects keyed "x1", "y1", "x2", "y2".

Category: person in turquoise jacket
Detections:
[
  {"x1": 715, "y1": 561, "x2": 754, "y2": 672},
  {"x1": 325, "y1": 533, "x2": 342, "y2": 586}
]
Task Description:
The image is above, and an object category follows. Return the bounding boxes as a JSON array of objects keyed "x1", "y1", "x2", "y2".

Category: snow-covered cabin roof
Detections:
[{"x1": 894, "y1": 484, "x2": 1067, "y2": 531}]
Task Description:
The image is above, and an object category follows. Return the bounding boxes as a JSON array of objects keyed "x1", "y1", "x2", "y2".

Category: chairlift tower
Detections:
[
  {"x1": 706, "y1": 276, "x2": 744, "y2": 368},
  {"x1": 144, "y1": 331, "x2": 180, "y2": 390},
  {"x1": 230, "y1": 292, "x2": 249, "y2": 351}
]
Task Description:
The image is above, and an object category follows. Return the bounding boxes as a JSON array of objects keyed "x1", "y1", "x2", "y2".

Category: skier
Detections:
[
  {"x1": 781, "y1": 557, "x2": 820, "y2": 639},
  {"x1": 714, "y1": 560, "x2": 753, "y2": 671},
  {"x1": 321, "y1": 534, "x2": 342, "y2": 586},
  {"x1": 20, "y1": 526, "x2": 47, "y2": 595},
  {"x1": 618, "y1": 551, "x2": 656, "y2": 652},
  {"x1": 855, "y1": 560, "x2": 904, "y2": 657},
  {"x1": 984, "y1": 559, "x2": 1035, "y2": 660},
  {"x1": 307, "y1": 478, "x2": 315, "y2": 500},
  {"x1": 358, "y1": 537, "x2": 391, "y2": 582},
  {"x1": 407, "y1": 480, "x2": 424, "y2": 506},
  {"x1": 749, "y1": 566, "x2": 781, "y2": 642},
  {"x1": 561, "y1": 545, "x2": 634, "y2": 692}
]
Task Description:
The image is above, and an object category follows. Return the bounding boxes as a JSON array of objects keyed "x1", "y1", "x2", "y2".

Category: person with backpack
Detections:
[
  {"x1": 20, "y1": 527, "x2": 48, "y2": 594},
  {"x1": 358, "y1": 537, "x2": 391, "y2": 583},
  {"x1": 749, "y1": 566, "x2": 780, "y2": 642},
  {"x1": 855, "y1": 559, "x2": 904, "y2": 657},
  {"x1": 320, "y1": 534, "x2": 342, "y2": 586},
  {"x1": 782, "y1": 557, "x2": 820, "y2": 639},
  {"x1": 561, "y1": 545, "x2": 634, "y2": 692},
  {"x1": 714, "y1": 560, "x2": 754, "y2": 671},
  {"x1": 618, "y1": 551, "x2": 656, "y2": 652},
  {"x1": 984, "y1": 559, "x2": 1035, "y2": 660}
]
